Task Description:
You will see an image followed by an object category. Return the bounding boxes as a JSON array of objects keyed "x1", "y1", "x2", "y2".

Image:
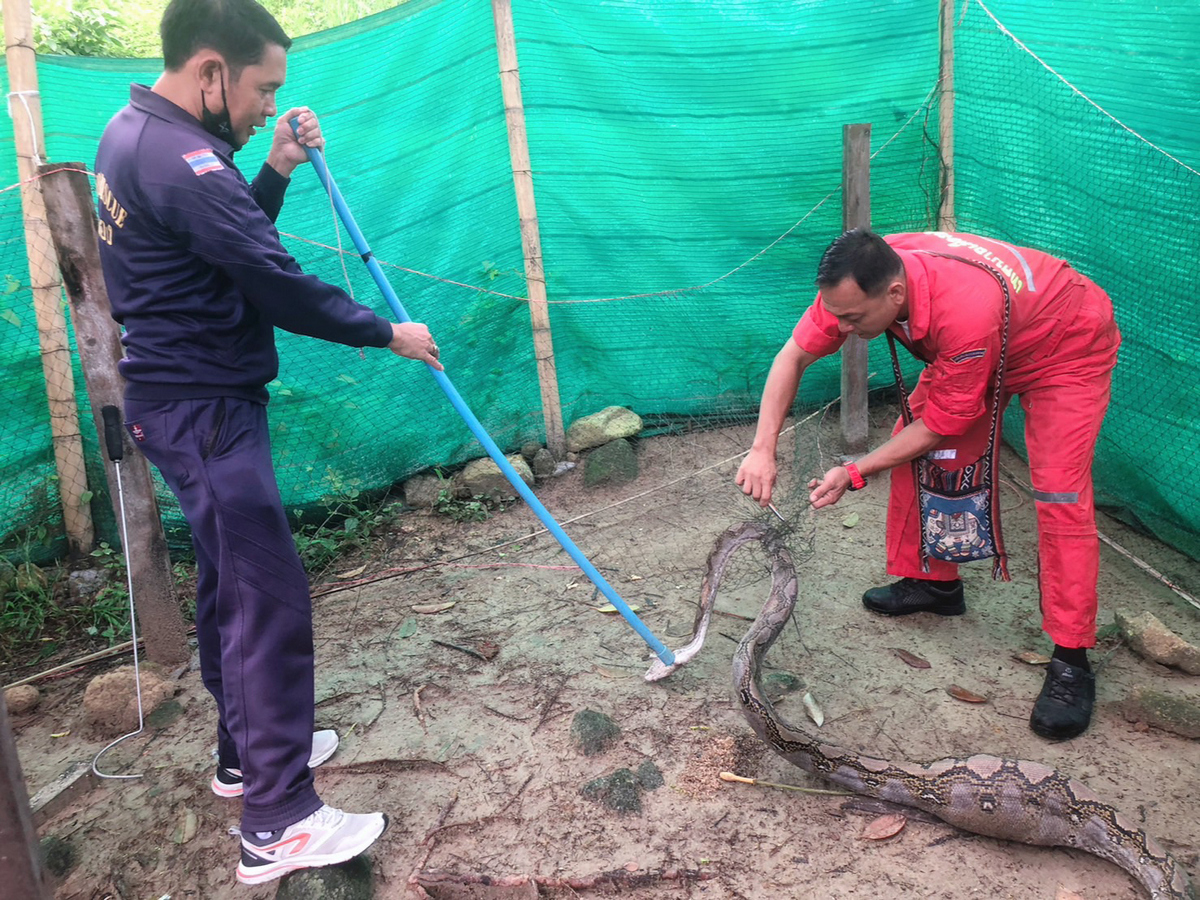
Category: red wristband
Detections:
[{"x1": 844, "y1": 461, "x2": 866, "y2": 491}]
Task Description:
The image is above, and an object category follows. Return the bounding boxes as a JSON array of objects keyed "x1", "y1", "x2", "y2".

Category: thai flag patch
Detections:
[
  {"x1": 950, "y1": 348, "x2": 987, "y2": 363},
  {"x1": 183, "y1": 149, "x2": 224, "y2": 176}
]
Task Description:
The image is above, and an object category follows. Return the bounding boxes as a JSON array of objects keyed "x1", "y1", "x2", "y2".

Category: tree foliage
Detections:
[
  {"x1": 32, "y1": 0, "x2": 403, "y2": 59},
  {"x1": 33, "y1": 1, "x2": 127, "y2": 56}
]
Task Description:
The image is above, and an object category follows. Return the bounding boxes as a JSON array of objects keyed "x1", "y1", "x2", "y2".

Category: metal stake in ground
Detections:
[
  {"x1": 290, "y1": 119, "x2": 676, "y2": 669},
  {"x1": 91, "y1": 405, "x2": 145, "y2": 780}
]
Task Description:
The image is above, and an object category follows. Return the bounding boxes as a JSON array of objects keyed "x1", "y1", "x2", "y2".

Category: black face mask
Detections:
[{"x1": 199, "y1": 67, "x2": 238, "y2": 149}]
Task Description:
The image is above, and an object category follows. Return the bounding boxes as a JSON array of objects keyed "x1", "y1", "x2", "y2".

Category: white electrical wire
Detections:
[
  {"x1": 5, "y1": 90, "x2": 43, "y2": 166},
  {"x1": 91, "y1": 461, "x2": 145, "y2": 780}
]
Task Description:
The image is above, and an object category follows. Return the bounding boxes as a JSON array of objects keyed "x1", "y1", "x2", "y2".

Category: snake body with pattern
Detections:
[{"x1": 662, "y1": 521, "x2": 1195, "y2": 900}]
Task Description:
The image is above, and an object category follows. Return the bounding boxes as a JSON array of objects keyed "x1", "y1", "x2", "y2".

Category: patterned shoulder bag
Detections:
[{"x1": 886, "y1": 252, "x2": 1011, "y2": 581}]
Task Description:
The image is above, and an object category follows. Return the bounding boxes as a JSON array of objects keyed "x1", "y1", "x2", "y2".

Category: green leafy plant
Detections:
[
  {"x1": 433, "y1": 487, "x2": 493, "y2": 523},
  {"x1": 33, "y1": 1, "x2": 126, "y2": 56},
  {"x1": 83, "y1": 541, "x2": 132, "y2": 645},
  {"x1": 292, "y1": 527, "x2": 342, "y2": 574},
  {"x1": 0, "y1": 529, "x2": 63, "y2": 660},
  {"x1": 83, "y1": 583, "x2": 132, "y2": 644},
  {"x1": 291, "y1": 478, "x2": 394, "y2": 575},
  {"x1": 32, "y1": 0, "x2": 410, "y2": 59}
]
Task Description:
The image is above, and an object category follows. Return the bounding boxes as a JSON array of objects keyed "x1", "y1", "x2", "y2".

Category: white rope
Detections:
[
  {"x1": 5, "y1": 90, "x2": 43, "y2": 166},
  {"x1": 591, "y1": 75, "x2": 943, "y2": 302},
  {"x1": 322, "y1": 144, "x2": 355, "y2": 302},
  {"x1": 973, "y1": 0, "x2": 1200, "y2": 178},
  {"x1": 999, "y1": 463, "x2": 1200, "y2": 614}
]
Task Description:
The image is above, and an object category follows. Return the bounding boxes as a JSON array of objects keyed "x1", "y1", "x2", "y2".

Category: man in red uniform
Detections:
[{"x1": 737, "y1": 229, "x2": 1120, "y2": 740}]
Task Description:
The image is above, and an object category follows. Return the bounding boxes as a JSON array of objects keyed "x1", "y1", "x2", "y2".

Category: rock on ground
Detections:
[
  {"x1": 1115, "y1": 609, "x2": 1200, "y2": 674},
  {"x1": 583, "y1": 439, "x2": 638, "y2": 487},
  {"x1": 274, "y1": 854, "x2": 374, "y2": 899},
  {"x1": 456, "y1": 455, "x2": 534, "y2": 501},
  {"x1": 565, "y1": 407, "x2": 643, "y2": 452},
  {"x1": 1123, "y1": 684, "x2": 1200, "y2": 739},
  {"x1": 5, "y1": 684, "x2": 40, "y2": 715},
  {"x1": 83, "y1": 665, "x2": 176, "y2": 737},
  {"x1": 403, "y1": 473, "x2": 446, "y2": 508}
]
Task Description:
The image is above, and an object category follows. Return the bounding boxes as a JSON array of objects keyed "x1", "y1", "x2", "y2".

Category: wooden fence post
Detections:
[
  {"x1": 840, "y1": 124, "x2": 872, "y2": 456},
  {"x1": 491, "y1": 0, "x2": 567, "y2": 459},
  {"x1": 39, "y1": 163, "x2": 189, "y2": 668},
  {"x1": 3, "y1": 0, "x2": 95, "y2": 558},
  {"x1": 938, "y1": 0, "x2": 957, "y2": 230},
  {"x1": 0, "y1": 694, "x2": 51, "y2": 900}
]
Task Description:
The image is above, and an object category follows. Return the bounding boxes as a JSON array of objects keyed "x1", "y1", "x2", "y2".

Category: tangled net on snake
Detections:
[{"x1": 646, "y1": 521, "x2": 1194, "y2": 900}]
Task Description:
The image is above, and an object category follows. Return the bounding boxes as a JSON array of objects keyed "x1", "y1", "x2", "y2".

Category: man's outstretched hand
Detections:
[
  {"x1": 736, "y1": 448, "x2": 778, "y2": 507},
  {"x1": 389, "y1": 321, "x2": 444, "y2": 370}
]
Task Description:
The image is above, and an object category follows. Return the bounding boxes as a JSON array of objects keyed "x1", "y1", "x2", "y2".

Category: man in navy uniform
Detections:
[{"x1": 95, "y1": 0, "x2": 441, "y2": 883}]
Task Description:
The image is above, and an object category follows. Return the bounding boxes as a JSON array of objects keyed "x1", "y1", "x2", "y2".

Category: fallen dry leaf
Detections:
[
  {"x1": 412, "y1": 601, "x2": 456, "y2": 614},
  {"x1": 947, "y1": 684, "x2": 988, "y2": 703},
  {"x1": 802, "y1": 691, "x2": 824, "y2": 727},
  {"x1": 476, "y1": 640, "x2": 500, "y2": 660},
  {"x1": 335, "y1": 563, "x2": 368, "y2": 580},
  {"x1": 1055, "y1": 888, "x2": 1086, "y2": 900},
  {"x1": 842, "y1": 512, "x2": 860, "y2": 528},
  {"x1": 595, "y1": 603, "x2": 641, "y2": 614},
  {"x1": 396, "y1": 617, "x2": 417, "y2": 639},
  {"x1": 862, "y1": 813, "x2": 907, "y2": 840},
  {"x1": 1014, "y1": 650, "x2": 1052, "y2": 665},
  {"x1": 894, "y1": 648, "x2": 931, "y2": 669}
]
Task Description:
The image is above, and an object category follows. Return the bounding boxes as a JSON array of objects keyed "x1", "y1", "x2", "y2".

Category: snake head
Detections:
[{"x1": 643, "y1": 659, "x2": 680, "y2": 682}]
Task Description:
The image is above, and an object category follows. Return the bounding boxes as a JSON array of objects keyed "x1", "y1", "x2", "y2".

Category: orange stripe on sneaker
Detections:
[{"x1": 257, "y1": 833, "x2": 311, "y2": 857}]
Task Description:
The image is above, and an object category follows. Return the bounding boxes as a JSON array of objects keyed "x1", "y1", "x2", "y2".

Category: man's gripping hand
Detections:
[
  {"x1": 736, "y1": 447, "x2": 778, "y2": 507},
  {"x1": 807, "y1": 466, "x2": 852, "y2": 509},
  {"x1": 267, "y1": 107, "x2": 325, "y2": 178}
]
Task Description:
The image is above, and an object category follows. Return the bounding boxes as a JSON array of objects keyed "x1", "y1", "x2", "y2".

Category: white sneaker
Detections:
[
  {"x1": 211, "y1": 729, "x2": 340, "y2": 798},
  {"x1": 236, "y1": 804, "x2": 388, "y2": 884}
]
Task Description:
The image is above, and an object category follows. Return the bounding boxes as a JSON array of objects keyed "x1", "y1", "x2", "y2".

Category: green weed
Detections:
[
  {"x1": 0, "y1": 533, "x2": 204, "y2": 669},
  {"x1": 433, "y1": 488, "x2": 494, "y2": 523},
  {"x1": 291, "y1": 481, "x2": 396, "y2": 576}
]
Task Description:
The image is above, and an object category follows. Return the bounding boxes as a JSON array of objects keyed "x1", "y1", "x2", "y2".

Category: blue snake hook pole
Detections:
[{"x1": 289, "y1": 119, "x2": 674, "y2": 667}]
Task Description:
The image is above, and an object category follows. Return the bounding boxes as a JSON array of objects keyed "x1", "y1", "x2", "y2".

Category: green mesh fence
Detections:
[
  {"x1": 0, "y1": 0, "x2": 1196, "y2": 560},
  {"x1": 953, "y1": 0, "x2": 1200, "y2": 558},
  {"x1": 511, "y1": 0, "x2": 938, "y2": 423}
]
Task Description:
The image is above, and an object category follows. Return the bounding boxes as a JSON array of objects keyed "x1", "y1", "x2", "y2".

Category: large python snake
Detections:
[{"x1": 649, "y1": 521, "x2": 1195, "y2": 900}]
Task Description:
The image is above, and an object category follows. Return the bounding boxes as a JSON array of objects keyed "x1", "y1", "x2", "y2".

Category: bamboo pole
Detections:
[
  {"x1": 938, "y1": 0, "x2": 957, "y2": 230},
  {"x1": 3, "y1": 0, "x2": 94, "y2": 559},
  {"x1": 491, "y1": 0, "x2": 566, "y2": 460},
  {"x1": 0, "y1": 694, "x2": 52, "y2": 899},
  {"x1": 40, "y1": 163, "x2": 189, "y2": 667},
  {"x1": 839, "y1": 124, "x2": 872, "y2": 456}
]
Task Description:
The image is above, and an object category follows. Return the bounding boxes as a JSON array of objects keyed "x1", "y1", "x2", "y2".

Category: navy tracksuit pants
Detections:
[{"x1": 124, "y1": 396, "x2": 323, "y2": 832}]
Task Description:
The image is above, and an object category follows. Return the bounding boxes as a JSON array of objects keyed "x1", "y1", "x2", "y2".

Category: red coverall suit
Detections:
[{"x1": 792, "y1": 232, "x2": 1121, "y2": 648}]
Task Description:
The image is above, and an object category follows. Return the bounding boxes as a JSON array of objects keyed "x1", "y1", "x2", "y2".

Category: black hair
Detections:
[
  {"x1": 815, "y1": 228, "x2": 903, "y2": 296},
  {"x1": 161, "y1": 0, "x2": 292, "y2": 74}
]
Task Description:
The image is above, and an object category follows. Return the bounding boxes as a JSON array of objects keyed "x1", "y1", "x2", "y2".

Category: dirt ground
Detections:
[{"x1": 10, "y1": 412, "x2": 1200, "y2": 900}]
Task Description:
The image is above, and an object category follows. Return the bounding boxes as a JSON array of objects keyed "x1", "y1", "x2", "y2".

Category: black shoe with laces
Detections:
[
  {"x1": 861, "y1": 577, "x2": 965, "y2": 617},
  {"x1": 1030, "y1": 658, "x2": 1095, "y2": 740}
]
